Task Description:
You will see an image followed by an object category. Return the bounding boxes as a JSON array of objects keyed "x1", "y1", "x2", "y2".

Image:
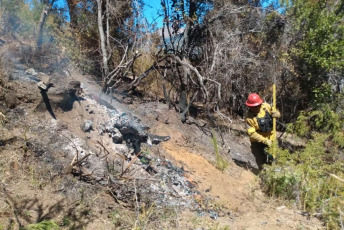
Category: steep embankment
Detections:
[{"x1": 0, "y1": 42, "x2": 324, "y2": 229}]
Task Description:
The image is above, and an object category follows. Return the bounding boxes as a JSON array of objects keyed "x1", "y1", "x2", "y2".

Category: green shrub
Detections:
[
  {"x1": 276, "y1": 89, "x2": 344, "y2": 229},
  {"x1": 261, "y1": 133, "x2": 344, "y2": 229},
  {"x1": 26, "y1": 220, "x2": 60, "y2": 230},
  {"x1": 333, "y1": 131, "x2": 344, "y2": 148},
  {"x1": 287, "y1": 113, "x2": 310, "y2": 137},
  {"x1": 288, "y1": 96, "x2": 344, "y2": 138}
]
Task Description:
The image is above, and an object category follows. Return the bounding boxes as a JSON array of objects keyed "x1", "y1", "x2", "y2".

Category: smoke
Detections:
[{"x1": 0, "y1": 0, "x2": 37, "y2": 38}]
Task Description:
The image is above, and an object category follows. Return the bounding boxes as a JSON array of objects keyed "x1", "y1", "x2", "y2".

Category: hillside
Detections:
[{"x1": 0, "y1": 40, "x2": 325, "y2": 229}]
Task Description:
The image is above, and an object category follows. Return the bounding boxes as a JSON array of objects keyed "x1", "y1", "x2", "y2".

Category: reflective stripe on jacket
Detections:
[{"x1": 245, "y1": 103, "x2": 274, "y2": 143}]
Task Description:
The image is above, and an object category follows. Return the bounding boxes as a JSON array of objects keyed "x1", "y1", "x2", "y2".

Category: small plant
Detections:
[
  {"x1": 333, "y1": 131, "x2": 344, "y2": 148},
  {"x1": 109, "y1": 210, "x2": 122, "y2": 227},
  {"x1": 60, "y1": 217, "x2": 70, "y2": 227},
  {"x1": 139, "y1": 149, "x2": 150, "y2": 165},
  {"x1": 29, "y1": 166, "x2": 39, "y2": 187},
  {"x1": 24, "y1": 211, "x2": 32, "y2": 219},
  {"x1": 261, "y1": 164, "x2": 300, "y2": 200},
  {"x1": 134, "y1": 202, "x2": 156, "y2": 229},
  {"x1": 26, "y1": 220, "x2": 60, "y2": 230},
  {"x1": 22, "y1": 126, "x2": 30, "y2": 155},
  {"x1": 211, "y1": 129, "x2": 228, "y2": 172}
]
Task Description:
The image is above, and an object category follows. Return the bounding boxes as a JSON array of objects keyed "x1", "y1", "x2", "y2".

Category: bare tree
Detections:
[
  {"x1": 126, "y1": 1, "x2": 283, "y2": 121},
  {"x1": 159, "y1": 0, "x2": 215, "y2": 121},
  {"x1": 98, "y1": 0, "x2": 149, "y2": 91}
]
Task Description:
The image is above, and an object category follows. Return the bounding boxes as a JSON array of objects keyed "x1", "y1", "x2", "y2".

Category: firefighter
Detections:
[{"x1": 245, "y1": 93, "x2": 280, "y2": 170}]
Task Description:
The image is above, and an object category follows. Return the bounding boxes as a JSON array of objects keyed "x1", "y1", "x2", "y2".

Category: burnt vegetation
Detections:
[{"x1": 1, "y1": 0, "x2": 344, "y2": 229}]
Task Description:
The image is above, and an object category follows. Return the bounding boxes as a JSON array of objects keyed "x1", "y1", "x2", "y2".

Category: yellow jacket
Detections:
[{"x1": 245, "y1": 103, "x2": 275, "y2": 143}]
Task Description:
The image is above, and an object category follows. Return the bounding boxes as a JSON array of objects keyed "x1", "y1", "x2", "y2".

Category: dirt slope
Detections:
[
  {"x1": 0, "y1": 44, "x2": 324, "y2": 229},
  {"x1": 128, "y1": 97, "x2": 323, "y2": 230}
]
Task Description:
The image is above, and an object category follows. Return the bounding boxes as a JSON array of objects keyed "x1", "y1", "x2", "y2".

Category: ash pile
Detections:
[{"x1": 74, "y1": 97, "x2": 204, "y2": 213}]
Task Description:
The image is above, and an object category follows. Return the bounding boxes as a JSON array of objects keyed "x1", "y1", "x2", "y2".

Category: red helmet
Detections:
[{"x1": 246, "y1": 93, "x2": 263, "y2": 107}]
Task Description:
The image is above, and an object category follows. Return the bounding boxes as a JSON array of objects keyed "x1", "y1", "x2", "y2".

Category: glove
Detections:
[
  {"x1": 264, "y1": 139, "x2": 272, "y2": 147},
  {"x1": 271, "y1": 110, "x2": 281, "y2": 118}
]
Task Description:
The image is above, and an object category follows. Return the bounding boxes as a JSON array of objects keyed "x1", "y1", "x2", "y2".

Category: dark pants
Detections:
[{"x1": 251, "y1": 142, "x2": 271, "y2": 171}]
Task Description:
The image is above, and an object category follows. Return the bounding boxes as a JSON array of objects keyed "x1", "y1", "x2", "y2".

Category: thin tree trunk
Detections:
[
  {"x1": 36, "y1": 0, "x2": 56, "y2": 51},
  {"x1": 179, "y1": 57, "x2": 190, "y2": 121},
  {"x1": 67, "y1": 0, "x2": 78, "y2": 29},
  {"x1": 106, "y1": 0, "x2": 111, "y2": 51},
  {"x1": 178, "y1": 0, "x2": 197, "y2": 121},
  {"x1": 96, "y1": 0, "x2": 109, "y2": 90},
  {"x1": 36, "y1": 5, "x2": 49, "y2": 51}
]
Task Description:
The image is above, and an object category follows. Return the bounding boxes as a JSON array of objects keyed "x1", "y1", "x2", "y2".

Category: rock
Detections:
[
  {"x1": 279, "y1": 132, "x2": 306, "y2": 149},
  {"x1": 0, "y1": 38, "x2": 6, "y2": 46},
  {"x1": 81, "y1": 120, "x2": 93, "y2": 132},
  {"x1": 122, "y1": 97, "x2": 133, "y2": 104},
  {"x1": 112, "y1": 112, "x2": 148, "y2": 138},
  {"x1": 68, "y1": 80, "x2": 81, "y2": 90},
  {"x1": 105, "y1": 112, "x2": 170, "y2": 145},
  {"x1": 25, "y1": 68, "x2": 37, "y2": 76},
  {"x1": 111, "y1": 128, "x2": 123, "y2": 143},
  {"x1": 217, "y1": 209, "x2": 226, "y2": 217},
  {"x1": 230, "y1": 151, "x2": 257, "y2": 168},
  {"x1": 209, "y1": 210, "x2": 218, "y2": 220},
  {"x1": 113, "y1": 144, "x2": 129, "y2": 155},
  {"x1": 4, "y1": 94, "x2": 17, "y2": 109},
  {"x1": 148, "y1": 134, "x2": 170, "y2": 145},
  {"x1": 186, "y1": 116, "x2": 206, "y2": 127}
]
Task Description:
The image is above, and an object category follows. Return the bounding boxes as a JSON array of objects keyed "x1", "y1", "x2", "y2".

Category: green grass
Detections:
[{"x1": 211, "y1": 129, "x2": 228, "y2": 172}]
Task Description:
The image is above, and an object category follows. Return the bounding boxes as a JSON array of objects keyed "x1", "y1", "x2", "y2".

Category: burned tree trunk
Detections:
[
  {"x1": 36, "y1": 0, "x2": 56, "y2": 51},
  {"x1": 66, "y1": 0, "x2": 78, "y2": 29},
  {"x1": 179, "y1": 57, "x2": 190, "y2": 122},
  {"x1": 172, "y1": 0, "x2": 198, "y2": 122},
  {"x1": 96, "y1": 0, "x2": 109, "y2": 91}
]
